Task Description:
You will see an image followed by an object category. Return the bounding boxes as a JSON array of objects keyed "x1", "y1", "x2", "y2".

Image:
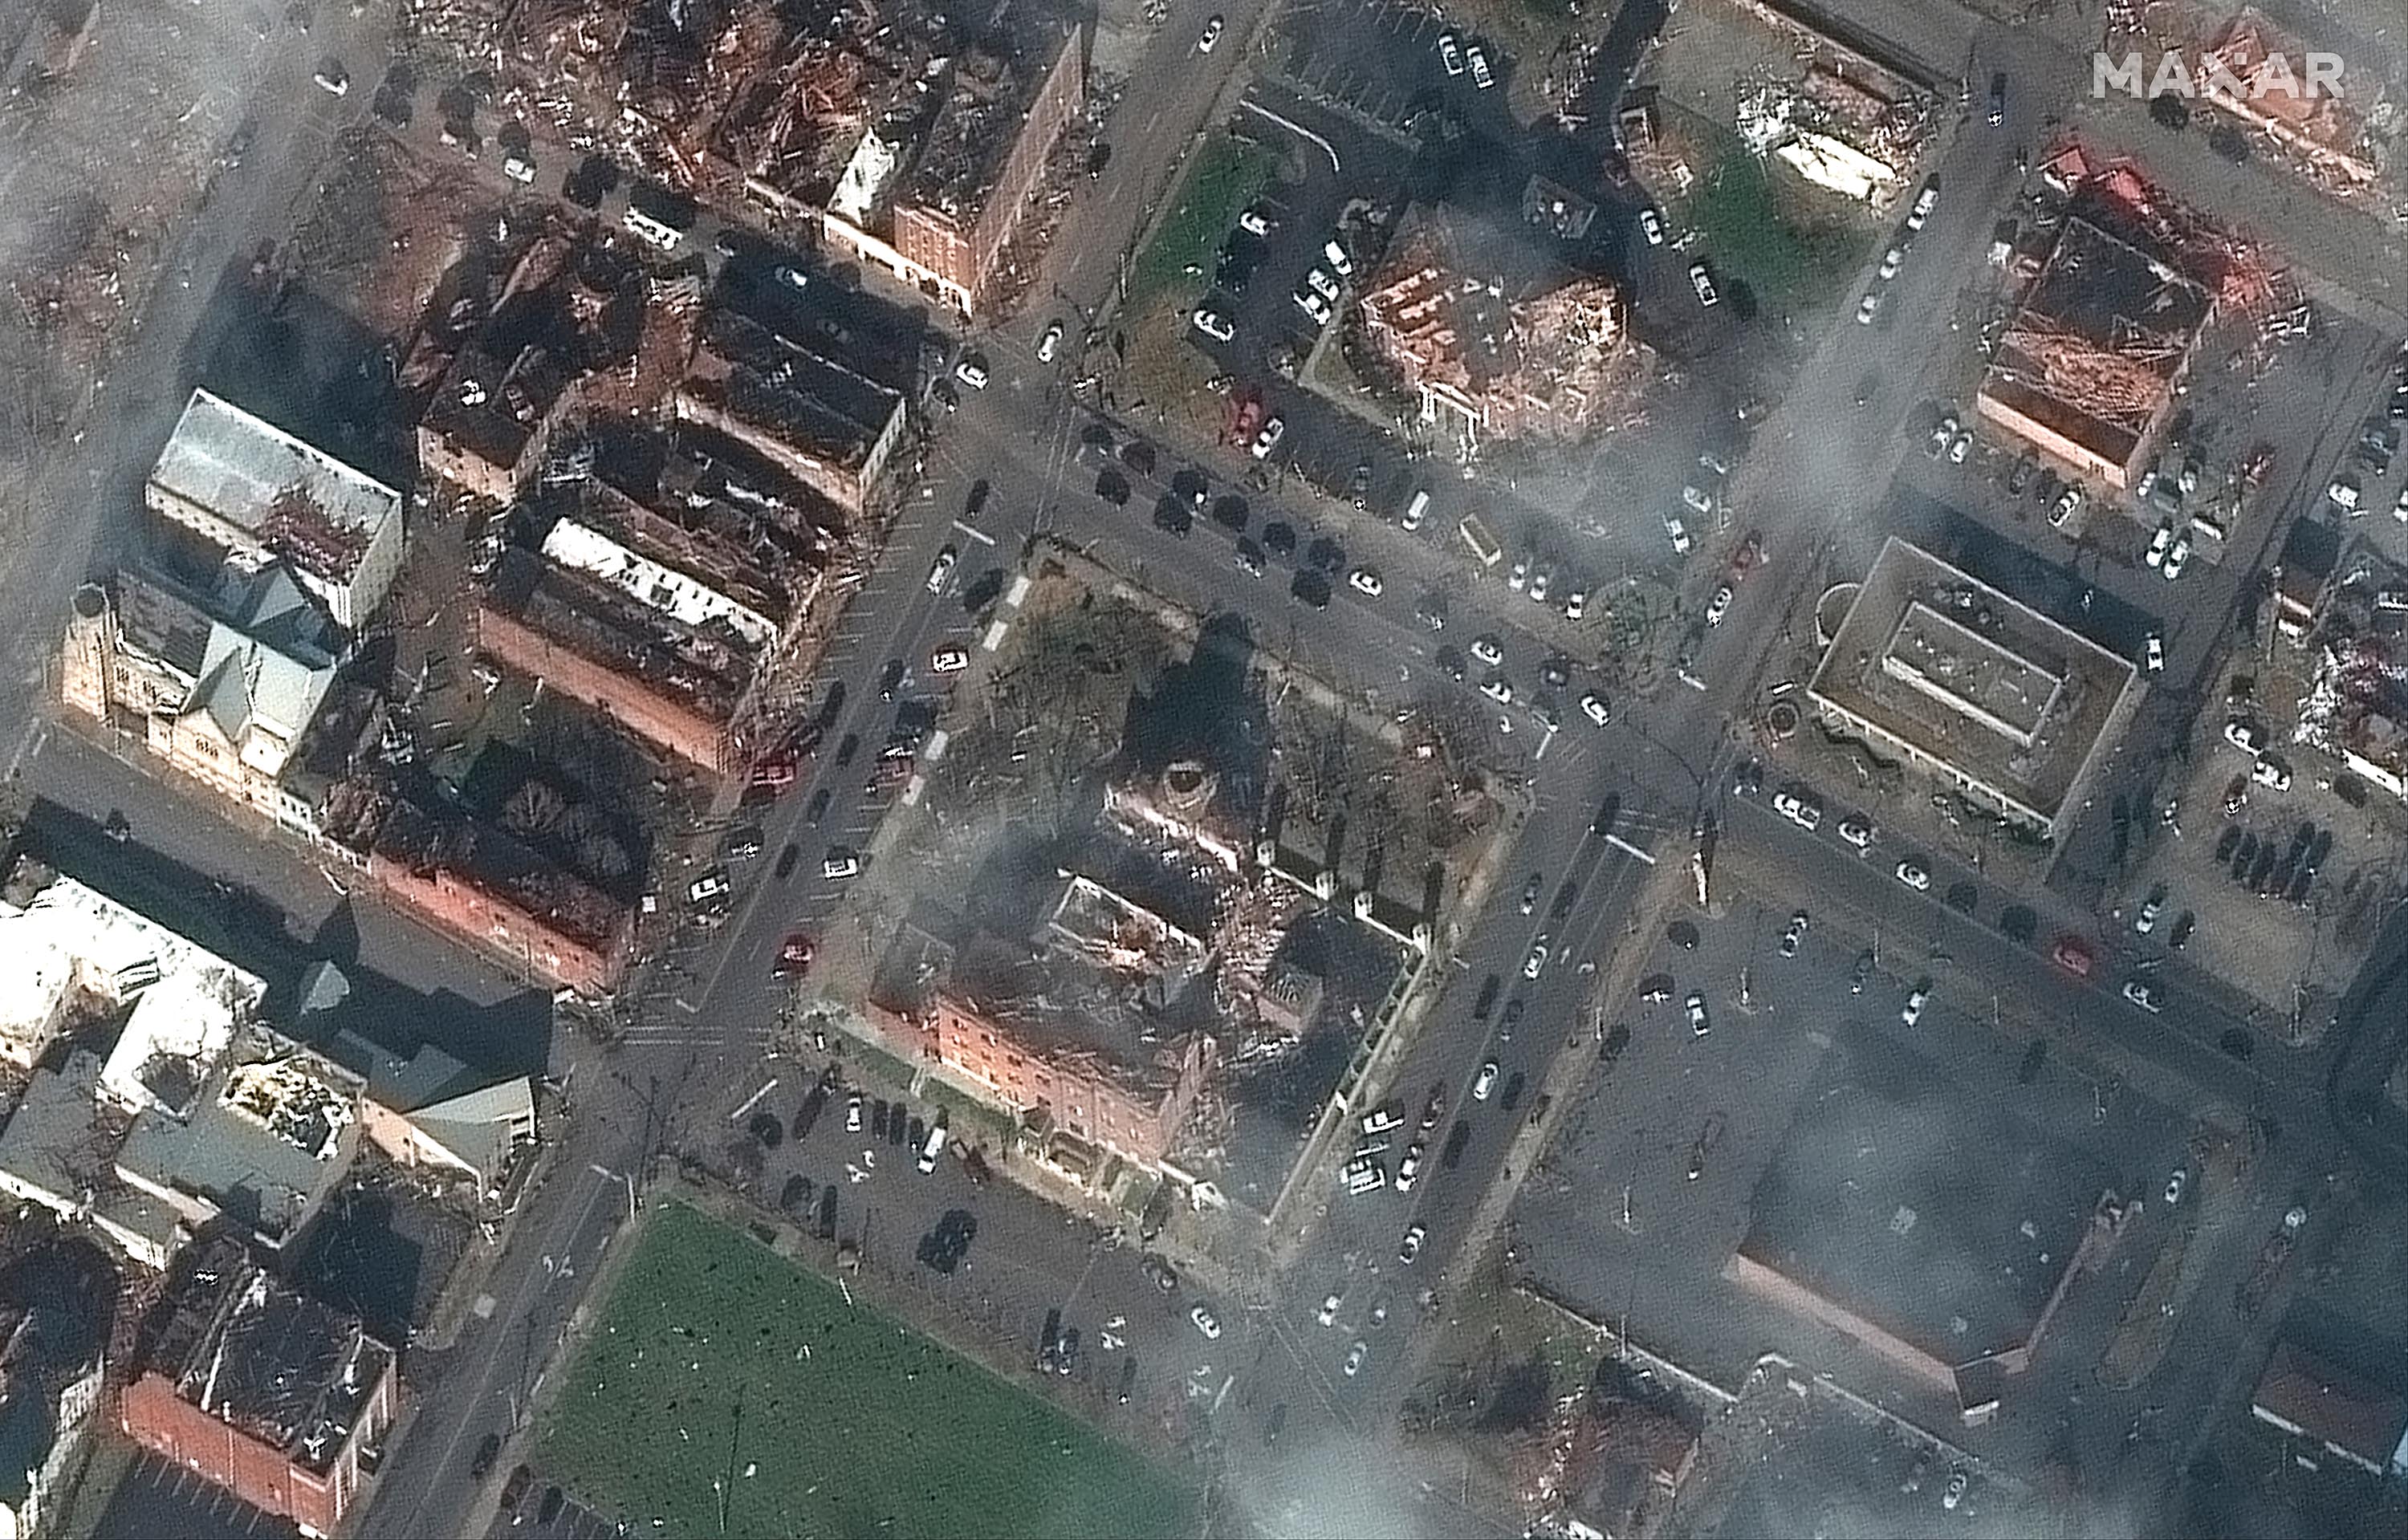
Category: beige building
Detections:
[
  {"x1": 1808, "y1": 538, "x2": 2142, "y2": 843},
  {"x1": 62, "y1": 563, "x2": 340, "y2": 836}
]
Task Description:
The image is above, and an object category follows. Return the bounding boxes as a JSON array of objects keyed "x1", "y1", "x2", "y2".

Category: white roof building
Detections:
[
  {"x1": 145, "y1": 390, "x2": 407, "y2": 631},
  {"x1": 0, "y1": 876, "x2": 262, "y2": 1106}
]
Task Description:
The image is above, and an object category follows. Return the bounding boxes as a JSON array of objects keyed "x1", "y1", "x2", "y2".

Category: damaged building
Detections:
[
  {"x1": 1355, "y1": 204, "x2": 1636, "y2": 462},
  {"x1": 1976, "y1": 213, "x2": 2212, "y2": 492},
  {"x1": 475, "y1": 415, "x2": 833, "y2": 772},
  {"x1": 59, "y1": 560, "x2": 367, "y2": 841},
  {"x1": 868, "y1": 873, "x2": 1217, "y2": 1184},
  {"x1": 2195, "y1": 7, "x2": 2380, "y2": 193},
  {"x1": 317, "y1": 778, "x2": 634, "y2": 996},
  {"x1": 0, "y1": 1237, "x2": 116, "y2": 1540},
  {"x1": 120, "y1": 1237, "x2": 397, "y2": 1538},
  {"x1": 671, "y1": 268, "x2": 917, "y2": 516},
  {"x1": 145, "y1": 391, "x2": 406, "y2": 632}
]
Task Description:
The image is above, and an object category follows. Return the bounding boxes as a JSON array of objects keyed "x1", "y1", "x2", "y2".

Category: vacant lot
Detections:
[{"x1": 542, "y1": 1201, "x2": 1196, "y2": 1538}]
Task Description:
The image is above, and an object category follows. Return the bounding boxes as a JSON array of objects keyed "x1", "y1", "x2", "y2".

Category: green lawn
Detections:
[
  {"x1": 1676, "y1": 145, "x2": 1863, "y2": 316},
  {"x1": 1131, "y1": 136, "x2": 1277, "y2": 307},
  {"x1": 541, "y1": 1202, "x2": 1196, "y2": 1538}
]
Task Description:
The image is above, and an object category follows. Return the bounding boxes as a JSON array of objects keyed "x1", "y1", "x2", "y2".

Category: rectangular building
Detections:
[
  {"x1": 1808, "y1": 538, "x2": 2142, "y2": 843},
  {"x1": 2250, "y1": 1340, "x2": 2408, "y2": 1476},
  {"x1": 120, "y1": 1239, "x2": 397, "y2": 1538},
  {"x1": 145, "y1": 391, "x2": 406, "y2": 632},
  {"x1": 1975, "y1": 217, "x2": 2209, "y2": 491},
  {"x1": 876, "y1": 28, "x2": 1084, "y2": 315}
]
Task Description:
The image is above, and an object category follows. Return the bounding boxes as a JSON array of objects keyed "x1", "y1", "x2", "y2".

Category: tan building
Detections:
[
  {"x1": 62, "y1": 563, "x2": 342, "y2": 837},
  {"x1": 1808, "y1": 538, "x2": 2142, "y2": 843}
]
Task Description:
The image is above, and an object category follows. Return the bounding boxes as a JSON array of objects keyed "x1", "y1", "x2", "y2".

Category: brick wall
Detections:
[
  {"x1": 474, "y1": 604, "x2": 730, "y2": 772},
  {"x1": 120, "y1": 1371, "x2": 384, "y2": 1538},
  {"x1": 365, "y1": 851, "x2": 627, "y2": 995}
]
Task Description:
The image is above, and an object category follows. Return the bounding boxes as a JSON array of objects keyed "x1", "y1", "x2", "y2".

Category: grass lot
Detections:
[
  {"x1": 1131, "y1": 135, "x2": 1276, "y2": 307},
  {"x1": 542, "y1": 1202, "x2": 1196, "y2": 1538},
  {"x1": 1677, "y1": 146, "x2": 1862, "y2": 316}
]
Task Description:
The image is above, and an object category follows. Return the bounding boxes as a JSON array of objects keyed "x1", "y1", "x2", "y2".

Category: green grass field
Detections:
[
  {"x1": 1131, "y1": 136, "x2": 1277, "y2": 307},
  {"x1": 1676, "y1": 144, "x2": 1862, "y2": 316},
  {"x1": 541, "y1": 1201, "x2": 1197, "y2": 1538}
]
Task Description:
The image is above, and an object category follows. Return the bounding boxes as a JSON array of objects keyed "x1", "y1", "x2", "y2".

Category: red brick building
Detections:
[
  {"x1": 887, "y1": 29, "x2": 1085, "y2": 315},
  {"x1": 120, "y1": 1240, "x2": 397, "y2": 1538}
]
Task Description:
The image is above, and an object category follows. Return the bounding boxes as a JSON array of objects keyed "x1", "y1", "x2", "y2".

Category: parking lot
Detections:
[
  {"x1": 1269, "y1": 0, "x2": 1517, "y2": 140},
  {"x1": 1511, "y1": 851, "x2": 2194, "y2": 1412},
  {"x1": 95, "y1": 1452, "x2": 301, "y2": 1540}
]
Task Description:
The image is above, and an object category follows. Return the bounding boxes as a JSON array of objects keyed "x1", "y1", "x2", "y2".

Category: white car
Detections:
[
  {"x1": 1838, "y1": 817, "x2": 1876, "y2": 850},
  {"x1": 2049, "y1": 488, "x2": 2082, "y2": 527},
  {"x1": 1294, "y1": 289, "x2": 1334, "y2": 327},
  {"x1": 822, "y1": 849, "x2": 862, "y2": 880},
  {"x1": 1251, "y1": 416, "x2": 1285, "y2": 459},
  {"x1": 1580, "y1": 692, "x2": 1610, "y2": 727},
  {"x1": 2394, "y1": 485, "x2": 2408, "y2": 523},
  {"x1": 1191, "y1": 1303, "x2": 1222, "y2": 1339},
  {"x1": 926, "y1": 545, "x2": 958, "y2": 592},
  {"x1": 2224, "y1": 717, "x2": 2264, "y2": 754},
  {"x1": 2252, "y1": 755, "x2": 2292, "y2": 791},
  {"x1": 1638, "y1": 208, "x2": 1665, "y2": 246},
  {"x1": 2329, "y1": 475, "x2": 2362, "y2": 512},
  {"x1": 1942, "y1": 1472, "x2": 1968, "y2": 1513},
  {"x1": 929, "y1": 648, "x2": 968, "y2": 673},
  {"x1": 502, "y1": 153, "x2": 537, "y2": 185},
  {"x1": 1198, "y1": 14, "x2": 1224, "y2": 51},
  {"x1": 2163, "y1": 1168, "x2": 2189, "y2": 1205},
  {"x1": 2145, "y1": 525, "x2": 2173, "y2": 568},
  {"x1": 1685, "y1": 993, "x2": 1710, "y2": 1037},
  {"x1": 1772, "y1": 791, "x2": 1823, "y2": 831},
  {"x1": 1466, "y1": 45, "x2": 1494, "y2": 90},
  {"x1": 1527, "y1": 567, "x2": 1552, "y2": 605},
  {"x1": 1704, "y1": 584, "x2": 1734, "y2": 627},
  {"x1": 1688, "y1": 262, "x2": 1719, "y2": 307},
  {"x1": 1564, "y1": 587, "x2": 1588, "y2": 620},
  {"x1": 1192, "y1": 307, "x2": 1235, "y2": 342},
  {"x1": 2145, "y1": 633, "x2": 2164, "y2": 672},
  {"x1": 954, "y1": 358, "x2": 989, "y2": 390},
  {"x1": 1396, "y1": 1141, "x2": 1425, "y2": 1191},
  {"x1": 1036, "y1": 321, "x2": 1064, "y2": 363},
  {"x1": 688, "y1": 871, "x2": 731, "y2": 906},
  {"x1": 1239, "y1": 208, "x2": 1273, "y2": 238},
  {"x1": 1470, "y1": 636, "x2": 1504, "y2": 668},
  {"x1": 1906, "y1": 183, "x2": 1938, "y2": 232},
  {"x1": 1479, "y1": 675, "x2": 1514, "y2": 705},
  {"x1": 1681, "y1": 483, "x2": 1714, "y2": 518},
  {"x1": 1894, "y1": 859, "x2": 1931, "y2": 892},
  {"x1": 1438, "y1": 30, "x2": 1464, "y2": 75},
  {"x1": 846, "y1": 1094, "x2": 864, "y2": 1132},
  {"x1": 1470, "y1": 1061, "x2": 1499, "y2": 1101},
  {"x1": 1305, "y1": 266, "x2": 1340, "y2": 302},
  {"x1": 1317, "y1": 1292, "x2": 1342, "y2": 1327},
  {"x1": 1900, "y1": 985, "x2": 1930, "y2": 1026},
  {"x1": 1664, "y1": 514, "x2": 1692, "y2": 555},
  {"x1": 1348, "y1": 567, "x2": 1384, "y2": 598},
  {"x1": 1948, "y1": 431, "x2": 1972, "y2": 465},
  {"x1": 1343, "y1": 1339, "x2": 1369, "y2": 1377},
  {"x1": 773, "y1": 264, "x2": 809, "y2": 292},
  {"x1": 313, "y1": 63, "x2": 350, "y2": 96},
  {"x1": 1323, "y1": 240, "x2": 1354, "y2": 278},
  {"x1": 1523, "y1": 938, "x2": 1549, "y2": 980},
  {"x1": 1397, "y1": 1224, "x2": 1427, "y2": 1265},
  {"x1": 2162, "y1": 533, "x2": 2190, "y2": 580},
  {"x1": 1877, "y1": 246, "x2": 1903, "y2": 279},
  {"x1": 1856, "y1": 291, "x2": 1880, "y2": 325},
  {"x1": 2122, "y1": 979, "x2": 2163, "y2": 1014},
  {"x1": 1507, "y1": 559, "x2": 1529, "y2": 593}
]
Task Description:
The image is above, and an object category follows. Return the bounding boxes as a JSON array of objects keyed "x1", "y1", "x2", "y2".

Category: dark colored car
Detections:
[
  {"x1": 470, "y1": 1432, "x2": 502, "y2": 1480},
  {"x1": 774, "y1": 843, "x2": 800, "y2": 880},
  {"x1": 806, "y1": 788, "x2": 832, "y2": 824},
  {"x1": 878, "y1": 659, "x2": 906, "y2": 699},
  {"x1": 1440, "y1": 1119, "x2": 1471, "y2": 1170},
  {"x1": 500, "y1": 1465, "x2": 534, "y2": 1512},
  {"x1": 1472, "y1": 973, "x2": 1500, "y2": 1020},
  {"x1": 835, "y1": 733, "x2": 860, "y2": 766},
  {"x1": 1086, "y1": 142, "x2": 1112, "y2": 179}
]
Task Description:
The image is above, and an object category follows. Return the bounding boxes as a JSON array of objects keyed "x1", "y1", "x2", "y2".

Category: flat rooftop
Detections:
[
  {"x1": 1979, "y1": 217, "x2": 2210, "y2": 470},
  {"x1": 1809, "y1": 537, "x2": 2139, "y2": 824},
  {"x1": 149, "y1": 390, "x2": 403, "y2": 587},
  {"x1": 679, "y1": 303, "x2": 905, "y2": 479},
  {"x1": 1735, "y1": 1030, "x2": 2115, "y2": 1368}
]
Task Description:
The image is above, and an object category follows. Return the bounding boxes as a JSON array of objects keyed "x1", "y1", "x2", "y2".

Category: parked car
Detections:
[{"x1": 1687, "y1": 262, "x2": 1719, "y2": 307}]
